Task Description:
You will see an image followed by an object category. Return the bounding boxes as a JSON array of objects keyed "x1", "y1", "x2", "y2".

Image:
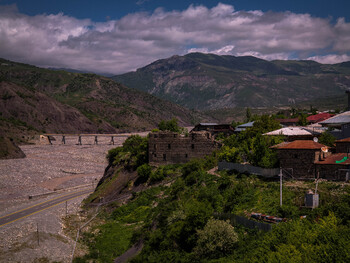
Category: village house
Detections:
[
  {"x1": 148, "y1": 131, "x2": 220, "y2": 165},
  {"x1": 315, "y1": 153, "x2": 350, "y2": 181},
  {"x1": 272, "y1": 140, "x2": 330, "y2": 179},
  {"x1": 273, "y1": 137, "x2": 350, "y2": 181},
  {"x1": 335, "y1": 137, "x2": 350, "y2": 153},
  {"x1": 264, "y1": 127, "x2": 321, "y2": 141},
  {"x1": 319, "y1": 111, "x2": 350, "y2": 139}
]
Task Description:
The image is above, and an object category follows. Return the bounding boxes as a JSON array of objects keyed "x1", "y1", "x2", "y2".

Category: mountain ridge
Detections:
[
  {"x1": 112, "y1": 53, "x2": 350, "y2": 110},
  {"x1": 0, "y1": 58, "x2": 205, "y2": 146}
]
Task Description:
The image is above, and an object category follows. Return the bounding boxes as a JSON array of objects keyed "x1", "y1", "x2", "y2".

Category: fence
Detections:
[
  {"x1": 218, "y1": 161, "x2": 279, "y2": 178},
  {"x1": 214, "y1": 213, "x2": 272, "y2": 232}
]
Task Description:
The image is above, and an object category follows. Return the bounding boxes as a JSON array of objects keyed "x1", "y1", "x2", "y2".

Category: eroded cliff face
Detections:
[{"x1": 90, "y1": 164, "x2": 147, "y2": 205}]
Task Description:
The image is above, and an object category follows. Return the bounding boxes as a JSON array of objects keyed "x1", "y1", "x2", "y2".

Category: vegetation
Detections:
[
  {"x1": 106, "y1": 135, "x2": 148, "y2": 168},
  {"x1": 157, "y1": 118, "x2": 187, "y2": 134},
  {"x1": 76, "y1": 153, "x2": 350, "y2": 262},
  {"x1": 77, "y1": 122, "x2": 350, "y2": 262},
  {"x1": 319, "y1": 131, "x2": 337, "y2": 147},
  {"x1": 219, "y1": 115, "x2": 283, "y2": 168}
]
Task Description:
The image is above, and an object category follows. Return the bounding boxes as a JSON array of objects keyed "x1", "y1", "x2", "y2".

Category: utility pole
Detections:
[
  {"x1": 280, "y1": 168, "x2": 283, "y2": 207},
  {"x1": 37, "y1": 223, "x2": 40, "y2": 246}
]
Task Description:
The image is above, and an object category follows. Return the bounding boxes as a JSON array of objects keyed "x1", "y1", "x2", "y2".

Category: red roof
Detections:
[
  {"x1": 336, "y1": 137, "x2": 350, "y2": 143},
  {"x1": 316, "y1": 153, "x2": 350, "y2": 165},
  {"x1": 307, "y1": 113, "x2": 334, "y2": 123},
  {"x1": 273, "y1": 140, "x2": 327, "y2": 150}
]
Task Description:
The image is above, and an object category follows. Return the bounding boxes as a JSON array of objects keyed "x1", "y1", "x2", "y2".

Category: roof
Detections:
[
  {"x1": 307, "y1": 113, "x2": 334, "y2": 123},
  {"x1": 264, "y1": 127, "x2": 313, "y2": 136},
  {"x1": 316, "y1": 153, "x2": 350, "y2": 165},
  {"x1": 276, "y1": 118, "x2": 299, "y2": 124},
  {"x1": 236, "y1": 121, "x2": 255, "y2": 128},
  {"x1": 319, "y1": 111, "x2": 350, "y2": 127},
  {"x1": 336, "y1": 137, "x2": 350, "y2": 143},
  {"x1": 198, "y1": 123, "x2": 219, "y2": 126},
  {"x1": 272, "y1": 140, "x2": 327, "y2": 150}
]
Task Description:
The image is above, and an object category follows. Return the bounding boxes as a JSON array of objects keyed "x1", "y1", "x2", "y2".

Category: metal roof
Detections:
[
  {"x1": 319, "y1": 111, "x2": 350, "y2": 126},
  {"x1": 237, "y1": 121, "x2": 255, "y2": 128},
  {"x1": 264, "y1": 127, "x2": 313, "y2": 136}
]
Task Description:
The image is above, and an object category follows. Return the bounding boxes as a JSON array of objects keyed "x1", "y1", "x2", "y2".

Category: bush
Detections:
[
  {"x1": 194, "y1": 218, "x2": 238, "y2": 258},
  {"x1": 137, "y1": 164, "x2": 152, "y2": 179}
]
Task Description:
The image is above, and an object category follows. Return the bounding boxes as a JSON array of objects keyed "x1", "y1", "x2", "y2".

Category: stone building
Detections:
[
  {"x1": 272, "y1": 140, "x2": 330, "y2": 179},
  {"x1": 315, "y1": 153, "x2": 350, "y2": 181},
  {"x1": 335, "y1": 137, "x2": 350, "y2": 153},
  {"x1": 149, "y1": 131, "x2": 220, "y2": 165}
]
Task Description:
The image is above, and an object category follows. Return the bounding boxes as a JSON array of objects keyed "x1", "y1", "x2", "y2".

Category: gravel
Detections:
[{"x1": 0, "y1": 134, "x2": 144, "y2": 263}]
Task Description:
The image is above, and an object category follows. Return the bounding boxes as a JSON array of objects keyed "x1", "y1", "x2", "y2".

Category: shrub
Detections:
[
  {"x1": 137, "y1": 164, "x2": 152, "y2": 179},
  {"x1": 194, "y1": 218, "x2": 238, "y2": 259}
]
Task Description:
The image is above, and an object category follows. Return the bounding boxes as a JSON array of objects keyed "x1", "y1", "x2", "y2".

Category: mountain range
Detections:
[
  {"x1": 112, "y1": 53, "x2": 350, "y2": 110},
  {"x1": 0, "y1": 58, "x2": 203, "y2": 145}
]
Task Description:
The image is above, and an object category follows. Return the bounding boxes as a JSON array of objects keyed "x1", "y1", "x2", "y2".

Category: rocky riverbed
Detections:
[{"x1": 0, "y1": 134, "x2": 146, "y2": 262}]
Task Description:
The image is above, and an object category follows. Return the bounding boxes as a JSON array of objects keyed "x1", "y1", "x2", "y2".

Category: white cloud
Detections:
[
  {"x1": 307, "y1": 54, "x2": 350, "y2": 64},
  {"x1": 0, "y1": 3, "x2": 349, "y2": 74}
]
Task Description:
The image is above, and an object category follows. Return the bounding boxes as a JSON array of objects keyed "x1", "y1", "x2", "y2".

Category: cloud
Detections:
[
  {"x1": 0, "y1": 3, "x2": 349, "y2": 74},
  {"x1": 307, "y1": 54, "x2": 350, "y2": 64}
]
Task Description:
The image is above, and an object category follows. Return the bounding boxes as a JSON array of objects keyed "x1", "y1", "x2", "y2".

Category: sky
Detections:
[{"x1": 0, "y1": 0, "x2": 350, "y2": 74}]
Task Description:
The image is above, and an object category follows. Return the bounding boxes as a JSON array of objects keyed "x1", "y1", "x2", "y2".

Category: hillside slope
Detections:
[
  {"x1": 0, "y1": 58, "x2": 203, "y2": 138},
  {"x1": 113, "y1": 53, "x2": 350, "y2": 110}
]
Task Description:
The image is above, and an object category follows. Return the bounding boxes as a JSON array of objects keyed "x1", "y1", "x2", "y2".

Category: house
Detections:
[
  {"x1": 315, "y1": 153, "x2": 350, "y2": 181},
  {"x1": 149, "y1": 131, "x2": 220, "y2": 165},
  {"x1": 272, "y1": 140, "x2": 330, "y2": 179},
  {"x1": 275, "y1": 118, "x2": 300, "y2": 127},
  {"x1": 335, "y1": 137, "x2": 350, "y2": 153},
  {"x1": 306, "y1": 113, "x2": 334, "y2": 124},
  {"x1": 264, "y1": 127, "x2": 320, "y2": 141},
  {"x1": 234, "y1": 121, "x2": 254, "y2": 133},
  {"x1": 191, "y1": 123, "x2": 234, "y2": 136},
  {"x1": 319, "y1": 111, "x2": 350, "y2": 139}
]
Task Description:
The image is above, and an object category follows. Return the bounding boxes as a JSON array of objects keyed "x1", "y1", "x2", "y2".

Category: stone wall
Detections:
[{"x1": 149, "y1": 131, "x2": 219, "y2": 165}]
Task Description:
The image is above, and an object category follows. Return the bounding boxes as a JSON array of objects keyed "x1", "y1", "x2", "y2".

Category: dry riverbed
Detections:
[{"x1": 0, "y1": 134, "x2": 146, "y2": 262}]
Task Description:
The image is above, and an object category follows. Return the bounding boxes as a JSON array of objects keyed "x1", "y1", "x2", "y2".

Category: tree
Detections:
[
  {"x1": 194, "y1": 218, "x2": 238, "y2": 258},
  {"x1": 246, "y1": 107, "x2": 252, "y2": 122},
  {"x1": 319, "y1": 131, "x2": 336, "y2": 147},
  {"x1": 158, "y1": 118, "x2": 182, "y2": 133},
  {"x1": 298, "y1": 114, "x2": 308, "y2": 126}
]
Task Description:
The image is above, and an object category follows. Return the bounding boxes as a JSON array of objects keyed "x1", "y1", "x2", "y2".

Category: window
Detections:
[
  {"x1": 191, "y1": 144, "x2": 195, "y2": 149},
  {"x1": 154, "y1": 144, "x2": 157, "y2": 150},
  {"x1": 185, "y1": 154, "x2": 188, "y2": 158},
  {"x1": 168, "y1": 144, "x2": 171, "y2": 149},
  {"x1": 163, "y1": 154, "x2": 166, "y2": 161},
  {"x1": 294, "y1": 154, "x2": 298, "y2": 158}
]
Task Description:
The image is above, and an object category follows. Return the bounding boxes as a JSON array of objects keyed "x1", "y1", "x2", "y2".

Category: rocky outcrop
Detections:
[{"x1": 0, "y1": 136, "x2": 25, "y2": 159}]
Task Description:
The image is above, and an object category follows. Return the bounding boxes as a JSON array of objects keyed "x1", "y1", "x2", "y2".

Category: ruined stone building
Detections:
[{"x1": 149, "y1": 131, "x2": 220, "y2": 165}]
